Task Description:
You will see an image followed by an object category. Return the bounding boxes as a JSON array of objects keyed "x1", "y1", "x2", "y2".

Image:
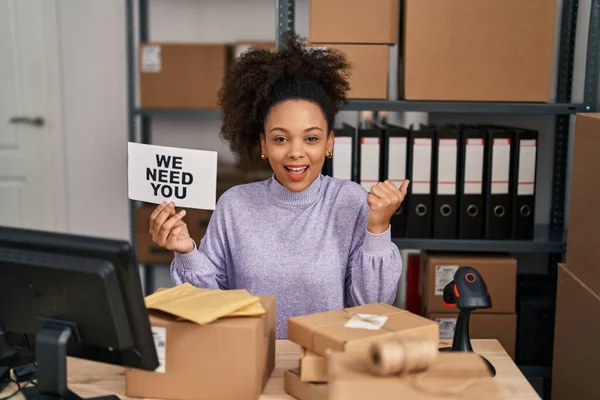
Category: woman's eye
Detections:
[
  {"x1": 274, "y1": 137, "x2": 287, "y2": 143},
  {"x1": 306, "y1": 136, "x2": 319, "y2": 142}
]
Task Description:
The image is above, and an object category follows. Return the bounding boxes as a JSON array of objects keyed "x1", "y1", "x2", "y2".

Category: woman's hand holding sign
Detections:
[{"x1": 150, "y1": 201, "x2": 195, "y2": 254}]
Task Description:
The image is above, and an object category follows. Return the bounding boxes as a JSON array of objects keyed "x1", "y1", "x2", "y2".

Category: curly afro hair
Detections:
[{"x1": 217, "y1": 31, "x2": 352, "y2": 163}]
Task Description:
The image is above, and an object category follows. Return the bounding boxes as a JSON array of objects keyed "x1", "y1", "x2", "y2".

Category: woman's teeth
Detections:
[{"x1": 286, "y1": 166, "x2": 308, "y2": 174}]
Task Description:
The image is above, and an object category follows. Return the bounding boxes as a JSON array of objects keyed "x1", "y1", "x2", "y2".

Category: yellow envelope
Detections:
[{"x1": 145, "y1": 283, "x2": 265, "y2": 325}]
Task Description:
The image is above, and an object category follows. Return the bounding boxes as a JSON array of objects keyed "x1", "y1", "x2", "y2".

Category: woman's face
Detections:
[{"x1": 260, "y1": 100, "x2": 334, "y2": 192}]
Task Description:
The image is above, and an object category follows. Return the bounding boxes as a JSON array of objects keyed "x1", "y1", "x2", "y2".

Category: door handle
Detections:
[{"x1": 9, "y1": 116, "x2": 45, "y2": 127}]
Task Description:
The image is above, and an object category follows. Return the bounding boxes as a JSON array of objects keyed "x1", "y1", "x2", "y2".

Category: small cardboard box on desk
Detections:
[
  {"x1": 284, "y1": 303, "x2": 439, "y2": 398},
  {"x1": 125, "y1": 283, "x2": 276, "y2": 400}
]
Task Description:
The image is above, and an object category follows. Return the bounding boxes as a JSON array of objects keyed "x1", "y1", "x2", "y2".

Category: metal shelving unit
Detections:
[{"x1": 126, "y1": 0, "x2": 600, "y2": 293}]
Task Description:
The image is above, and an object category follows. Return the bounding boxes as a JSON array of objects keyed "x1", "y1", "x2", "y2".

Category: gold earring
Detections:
[
  {"x1": 261, "y1": 153, "x2": 267, "y2": 160},
  {"x1": 326, "y1": 150, "x2": 333, "y2": 158}
]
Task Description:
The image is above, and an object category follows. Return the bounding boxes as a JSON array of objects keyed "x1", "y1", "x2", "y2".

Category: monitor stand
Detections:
[{"x1": 21, "y1": 321, "x2": 119, "y2": 400}]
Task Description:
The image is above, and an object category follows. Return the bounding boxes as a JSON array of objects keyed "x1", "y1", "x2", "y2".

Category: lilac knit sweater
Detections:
[{"x1": 170, "y1": 173, "x2": 402, "y2": 338}]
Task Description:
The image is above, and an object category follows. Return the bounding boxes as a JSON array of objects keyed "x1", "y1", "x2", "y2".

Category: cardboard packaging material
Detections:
[
  {"x1": 420, "y1": 252, "x2": 517, "y2": 314},
  {"x1": 402, "y1": 0, "x2": 555, "y2": 101},
  {"x1": 135, "y1": 204, "x2": 212, "y2": 264},
  {"x1": 125, "y1": 293, "x2": 276, "y2": 400},
  {"x1": 300, "y1": 348, "x2": 328, "y2": 382},
  {"x1": 328, "y1": 350, "x2": 504, "y2": 399},
  {"x1": 309, "y1": 0, "x2": 399, "y2": 44},
  {"x1": 287, "y1": 303, "x2": 439, "y2": 357},
  {"x1": 428, "y1": 313, "x2": 517, "y2": 359},
  {"x1": 308, "y1": 44, "x2": 389, "y2": 99},
  {"x1": 139, "y1": 43, "x2": 229, "y2": 109},
  {"x1": 551, "y1": 264, "x2": 600, "y2": 400},
  {"x1": 284, "y1": 368, "x2": 328, "y2": 400},
  {"x1": 565, "y1": 113, "x2": 600, "y2": 295}
]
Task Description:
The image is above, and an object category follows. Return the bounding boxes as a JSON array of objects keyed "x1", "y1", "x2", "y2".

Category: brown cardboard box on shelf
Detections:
[
  {"x1": 565, "y1": 114, "x2": 600, "y2": 295},
  {"x1": 125, "y1": 294, "x2": 276, "y2": 400},
  {"x1": 328, "y1": 349, "x2": 504, "y2": 399},
  {"x1": 309, "y1": 0, "x2": 399, "y2": 44},
  {"x1": 551, "y1": 264, "x2": 600, "y2": 400},
  {"x1": 420, "y1": 252, "x2": 517, "y2": 314},
  {"x1": 135, "y1": 204, "x2": 212, "y2": 264},
  {"x1": 402, "y1": 0, "x2": 555, "y2": 101},
  {"x1": 308, "y1": 44, "x2": 389, "y2": 99},
  {"x1": 287, "y1": 303, "x2": 439, "y2": 357},
  {"x1": 139, "y1": 42, "x2": 229, "y2": 109},
  {"x1": 300, "y1": 348, "x2": 328, "y2": 382},
  {"x1": 428, "y1": 313, "x2": 517, "y2": 359},
  {"x1": 284, "y1": 368, "x2": 328, "y2": 400}
]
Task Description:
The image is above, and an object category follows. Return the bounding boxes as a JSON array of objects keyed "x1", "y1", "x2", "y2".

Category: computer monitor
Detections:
[{"x1": 0, "y1": 226, "x2": 159, "y2": 400}]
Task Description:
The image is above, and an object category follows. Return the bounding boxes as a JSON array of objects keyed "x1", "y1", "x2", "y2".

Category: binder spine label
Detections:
[
  {"x1": 333, "y1": 137, "x2": 352, "y2": 181},
  {"x1": 437, "y1": 139, "x2": 458, "y2": 195},
  {"x1": 464, "y1": 138, "x2": 484, "y2": 194},
  {"x1": 412, "y1": 138, "x2": 432, "y2": 194},
  {"x1": 518, "y1": 139, "x2": 537, "y2": 196},
  {"x1": 491, "y1": 138, "x2": 511, "y2": 195},
  {"x1": 388, "y1": 137, "x2": 407, "y2": 188},
  {"x1": 360, "y1": 137, "x2": 380, "y2": 192}
]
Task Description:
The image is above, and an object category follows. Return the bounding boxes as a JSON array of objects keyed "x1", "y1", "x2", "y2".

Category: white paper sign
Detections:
[
  {"x1": 151, "y1": 326, "x2": 167, "y2": 373},
  {"x1": 127, "y1": 142, "x2": 217, "y2": 210},
  {"x1": 344, "y1": 313, "x2": 388, "y2": 330}
]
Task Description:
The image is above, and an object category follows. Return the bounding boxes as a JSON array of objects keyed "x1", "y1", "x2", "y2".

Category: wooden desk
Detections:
[{"x1": 1, "y1": 339, "x2": 540, "y2": 399}]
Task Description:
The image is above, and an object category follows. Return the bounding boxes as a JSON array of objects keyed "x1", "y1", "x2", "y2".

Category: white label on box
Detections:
[
  {"x1": 333, "y1": 137, "x2": 352, "y2": 181},
  {"x1": 387, "y1": 137, "x2": 407, "y2": 188},
  {"x1": 344, "y1": 313, "x2": 388, "y2": 330},
  {"x1": 518, "y1": 139, "x2": 537, "y2": 196},
  {"x1": 151, "y1": 326, "x2": 167, "y2": 373},
  {"x1": 464, "y1": 138, "x2": 484, "y2": 195},
  {"x1": 141, "y1": 44, "x2": 161, "y2": 73},
  {"x1": 360, "y1": 137, "x2": 380, "y2": 192},
  {"x1": 435, "y1": 317, "x2": 457, "y2": 339},
  {"x1": 491, "y1": 138, "x2": 511, "y2": 195},
  {"x1": 437, "y1": 139, "x2": 458, "y2": 195},
  {"x1": 435, "y1": 265, "x2": 459, "y2": 296},
  {"x1": 412, "y1": 138, "x2": 432, "y2": 194}
]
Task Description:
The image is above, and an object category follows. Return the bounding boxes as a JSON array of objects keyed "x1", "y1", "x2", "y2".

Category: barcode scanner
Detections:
[{"x1": 439, "y1": 266, "x2": 496, "y2": 377}]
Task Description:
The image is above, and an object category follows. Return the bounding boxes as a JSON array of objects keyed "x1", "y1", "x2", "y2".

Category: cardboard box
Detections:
[
  {"x1": 420, "y1": 252, "x2": 517, "y2": 314},
  {"x1": 428, "y1": 313, "x2": 517, "y2": 359},
  {"x1": 565, "y1": 114, "x2": 600, "y2": 294},
  {"x1": 309, "y1": 0, "x2": 399, "y2": 44},
  {"x1": 125, "y1": 295, "x2": 276, "y2": 400},
  {"x1": 300, "y1": 348, "x2": 328, "y2": 382},
  {"x1": 139, "y1": 43, "x2": 229, "y2": 109},
  {"x1": 309, "y1": 44, "x2": 389, "y2": 99},
  {"x1": 402, "y1": 0, "x2": 555, "y2": 101},
  {"x1": 284, "y1": 368, "x2": 328, "y2": 400},
  {"x1": 552, "y1": 264, "x2": 600, "y2": 400},
  {"x1": 328, "y1": 350, "x2": 504, "y2": 399},
  {"x1": 288, "y1": 303, "x2": 439, "y2": 357},
  {"x1": 135, "y1": 204, "x2": 212, "y2": 264}
]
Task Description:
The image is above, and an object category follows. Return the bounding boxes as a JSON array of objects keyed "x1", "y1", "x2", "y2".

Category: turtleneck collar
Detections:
[{"x1": 265, "y1": 173, "x2": 323, "y2": 206}]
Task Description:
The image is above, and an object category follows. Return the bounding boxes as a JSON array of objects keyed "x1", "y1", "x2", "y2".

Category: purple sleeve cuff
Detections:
[
  {"x1": 174, "y1": 240, "x2": 200, "y2": 272},
  {"x1": 363, "y1": 225, "x2": 393, "y2": 255}
]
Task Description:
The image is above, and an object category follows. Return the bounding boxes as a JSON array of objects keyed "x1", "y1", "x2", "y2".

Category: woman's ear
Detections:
[
  {"x1": 327, "y1": 130, "x2": 335, "y2": 153},
  {"x1": 259, "y1": 133, "x2": 267, "y2": 158}
]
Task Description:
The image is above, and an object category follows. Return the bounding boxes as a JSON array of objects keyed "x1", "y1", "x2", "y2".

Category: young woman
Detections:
[{"x1": 149, "y1": 32, "x2": 409, "y2": 339}]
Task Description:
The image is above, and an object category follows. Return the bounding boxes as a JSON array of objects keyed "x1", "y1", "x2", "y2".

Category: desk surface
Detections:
[{"x1": 1, "y1": 339, "x2": 540, "y2": 400}]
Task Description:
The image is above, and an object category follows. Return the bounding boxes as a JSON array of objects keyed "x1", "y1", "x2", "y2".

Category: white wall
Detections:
[{"x1": 54, "y1": 0, "x2": 595, "y2": 288}]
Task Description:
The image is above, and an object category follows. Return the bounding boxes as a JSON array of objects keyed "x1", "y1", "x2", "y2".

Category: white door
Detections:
[{"x1": 0, "y1": 0, "x2": 66, "y2": 232}]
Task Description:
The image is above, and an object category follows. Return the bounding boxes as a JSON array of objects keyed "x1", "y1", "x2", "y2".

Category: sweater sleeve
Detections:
[
  {"x1": 344, "y1": 198, "x2": 403, "y2": 307},
  {"x1": 170, "y1": 199, "x2": 230, "y2": 290}
]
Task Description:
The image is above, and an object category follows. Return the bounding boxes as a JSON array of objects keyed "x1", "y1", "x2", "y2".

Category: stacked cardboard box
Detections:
[
  {"x1": 551, "y1": 113, "x2": 600, "y2": 400},
  {"x1": 308, "y1": 0, "x2": 399, "y2": 99},
  {"x1": 401, "y1": 0, "x2": 556, "y2": 101},
  {"x1": 283, "y1": 303, "x2": 439, "y2": 399},
  {"x1": 419, "y1": 251, "x2": 518, "y2": 359}
]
